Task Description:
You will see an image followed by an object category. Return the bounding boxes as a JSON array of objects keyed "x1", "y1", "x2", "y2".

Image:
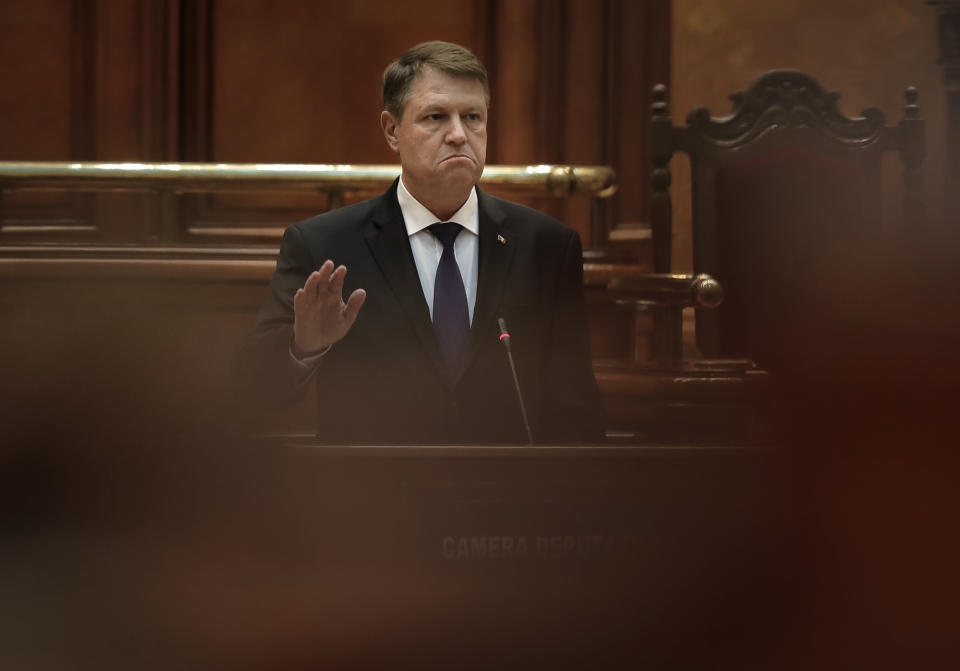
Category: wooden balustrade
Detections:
[{"x1": 0, "y1": 161, "x2": 617, "y2": 245}]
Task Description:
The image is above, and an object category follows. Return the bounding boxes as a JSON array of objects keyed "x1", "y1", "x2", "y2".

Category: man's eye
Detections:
[{"x1": 427, "y1": 114, "x2": 443, "y2": 121}]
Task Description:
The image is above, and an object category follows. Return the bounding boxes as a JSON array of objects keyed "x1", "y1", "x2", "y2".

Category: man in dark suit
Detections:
[{"x1": 240, "y1": 41, "x2": 602, "y2": 444}]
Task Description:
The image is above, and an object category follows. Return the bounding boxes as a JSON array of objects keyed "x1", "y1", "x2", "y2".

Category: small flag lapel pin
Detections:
[{"x1": 497, "y1": 234, "x2": 506, "y2": 245}]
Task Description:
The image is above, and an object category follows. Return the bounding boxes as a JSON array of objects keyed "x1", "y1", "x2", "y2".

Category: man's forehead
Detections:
[
  {"x1": 411, "y1": 68, "x2": 485, "y2": 95},
  {"x1": 400, "y1": 70, "x2": 487, "y2": 118}
]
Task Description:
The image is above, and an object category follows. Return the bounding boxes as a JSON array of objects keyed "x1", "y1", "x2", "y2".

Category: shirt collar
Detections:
[{"x1": 397, "y1": 175, "x2": 479, "y2": 237}]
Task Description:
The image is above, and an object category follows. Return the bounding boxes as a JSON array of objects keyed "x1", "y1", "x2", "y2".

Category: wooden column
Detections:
[{"x1": 930, "y1": 1, "x2": 960, "y2": 225}]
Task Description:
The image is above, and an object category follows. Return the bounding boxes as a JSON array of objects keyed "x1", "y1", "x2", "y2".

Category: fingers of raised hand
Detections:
[
  {"x1": 294, "y1": 287, "x2": 308, "y2": 311},
  {"x1": 316, "y1": 259, "x2": 335, "y2": 284},
  {"x1": 342, "y1": 288, "x2": 367, "y2": 326},
  {"x1": 294, "y1": 269, "x2": 364, "y2": 350},
  {"x1": 303, "y1": 260, "x2": 334, "y2": 297},
  {"x1": 327, "y1": 264, "x2": 348, "y2": 300},
  {"x1": 302, "y1": 260, "x2": 342, "y2": 303}
]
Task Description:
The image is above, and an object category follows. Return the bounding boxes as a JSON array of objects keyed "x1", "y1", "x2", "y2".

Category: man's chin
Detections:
[{"x1": 437, "y1": 162, "x2": 482, "y2": 185}]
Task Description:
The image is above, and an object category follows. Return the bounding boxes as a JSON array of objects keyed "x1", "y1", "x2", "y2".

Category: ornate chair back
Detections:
[{"x1": 650, "y1": 70, "x2": 925, "y2": 369}]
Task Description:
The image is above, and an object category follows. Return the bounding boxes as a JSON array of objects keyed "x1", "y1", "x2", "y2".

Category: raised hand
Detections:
[{"x1": 292, "y1": 260, "x2": 366, "y2": 354}]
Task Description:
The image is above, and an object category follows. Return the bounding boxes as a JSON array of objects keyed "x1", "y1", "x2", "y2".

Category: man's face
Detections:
[{"x1": 381, "y1": 67, "x2": 487, "y2": 203}]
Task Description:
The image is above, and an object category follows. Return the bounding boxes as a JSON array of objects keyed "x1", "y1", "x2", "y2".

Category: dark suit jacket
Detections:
[{"x1": 239, "y1": 180, "x2": 603, "y2": 444}]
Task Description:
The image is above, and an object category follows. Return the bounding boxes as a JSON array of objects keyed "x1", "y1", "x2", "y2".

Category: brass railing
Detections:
[
  {"x1": 0, "y1": 161, "x2": 617, "y2": 247},
  {"x1": 0, "y1": 162, "x2": 617, "y2": 197}
]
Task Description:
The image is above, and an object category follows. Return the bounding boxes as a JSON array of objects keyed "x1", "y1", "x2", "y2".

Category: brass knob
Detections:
[{"x1": 693, "y1": 274, "x2": 723, "y2": 308}]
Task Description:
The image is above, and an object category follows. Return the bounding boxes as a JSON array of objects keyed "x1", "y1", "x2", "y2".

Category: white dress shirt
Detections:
[{"x1": 397, "y1": 176, "x2": 479, "y2": 324}]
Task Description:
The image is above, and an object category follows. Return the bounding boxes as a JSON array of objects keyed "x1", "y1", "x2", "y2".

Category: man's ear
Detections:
[{"x1": 380, "y1": 111, "x2": 400, "y2": 153}]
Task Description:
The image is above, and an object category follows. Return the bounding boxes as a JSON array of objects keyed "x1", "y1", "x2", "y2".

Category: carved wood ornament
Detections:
[{"x1": 683, "y1": 70, "x2": 886, "y2": 150}]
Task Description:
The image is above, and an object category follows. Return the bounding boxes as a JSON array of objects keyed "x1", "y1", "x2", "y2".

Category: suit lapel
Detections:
[
  {"x1": 363, "y1": 181, "x2": 447, "y2": 380},
  {"x1": 451, "y1": 189, "x2": 516, "y2": 386}
]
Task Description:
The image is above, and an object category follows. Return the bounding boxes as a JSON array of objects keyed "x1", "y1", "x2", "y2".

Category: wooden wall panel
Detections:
[
  {"x1": 670, "y1": 0, "x2": 945, "y2": 272},
  {"x1": 0, "y1": 0, "x2": 670, "y2": 249},
  {"x1": 482, "y1": 0, "x2": 670, "y2": 248},
  {"x1": 183, "y1": 0, "x2": 485, "y2": 238},
  {"x1": 0, "y1": 0, "x2": 78, "y2": 159},
  {"x1": 209, "y1": 0, "x2": 478, "y2": 164},
  {"x1": 561, "y1": 0, "x2": 608, "y2": 246},
  {"x1": 491, "y1": 0, "x2": 539, "y2": 164},
  {"x1": 607, "y1": 0, "x2": 670, "y2": 241},
  {"x1": 0, "y1": 0, "x2": 178, "y2": 242},
  {"x1": 91, "y1": 0, "x2": 177, "y2": 242},
  {"x1": 0, "y1": 0, "x2": 95, "y2": 236}
]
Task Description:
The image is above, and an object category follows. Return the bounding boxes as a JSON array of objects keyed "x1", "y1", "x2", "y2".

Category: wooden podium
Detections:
[
  {"x1": 243, "y1": 441, "x2": 785, "y2": 668},
  {"x1": 1, "y1": 435, "x2": 786, "y2": 669}
]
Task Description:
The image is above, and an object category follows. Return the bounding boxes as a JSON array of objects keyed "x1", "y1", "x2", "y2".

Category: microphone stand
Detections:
[{"x1": 497, "y1": 318, "x2": 534, "y2": 445}]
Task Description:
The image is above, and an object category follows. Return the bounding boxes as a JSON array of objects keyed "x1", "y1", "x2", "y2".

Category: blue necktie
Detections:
[{"x1": 428, "y1": 222, "x2": 469, "y2": 373}]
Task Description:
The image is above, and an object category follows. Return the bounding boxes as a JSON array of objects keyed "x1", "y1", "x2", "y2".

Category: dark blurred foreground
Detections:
[{"x1": 0, "y1": 230, "x2": 958, "y2": 670}]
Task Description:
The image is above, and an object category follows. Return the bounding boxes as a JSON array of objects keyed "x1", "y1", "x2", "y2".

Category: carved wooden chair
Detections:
[{"x1": 649, "y1": 70, "x2": 925, "y2": 372}]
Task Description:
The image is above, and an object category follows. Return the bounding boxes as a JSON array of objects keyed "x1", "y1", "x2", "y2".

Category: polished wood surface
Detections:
[{"x1": 0, "y1": 0, "x2": 669, "y2": 249}]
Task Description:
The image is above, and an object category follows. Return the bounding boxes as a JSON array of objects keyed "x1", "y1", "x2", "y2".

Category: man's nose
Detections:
[{"x1": 445, "y1": 116, "x2": 467, "y2": 143}]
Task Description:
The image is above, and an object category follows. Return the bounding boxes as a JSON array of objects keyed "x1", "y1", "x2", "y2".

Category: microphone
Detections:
[{"x1": 497, "y1": 317, "x2": 533, "y2": 444}]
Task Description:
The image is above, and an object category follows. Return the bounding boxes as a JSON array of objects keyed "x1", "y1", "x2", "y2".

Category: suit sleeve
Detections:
[
  {"x1": 539, "y1": 229, "x2": 605, "y2": 443},
  {"x1": 234, "y1": 224, "x2": 318, "y2": 407}
]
